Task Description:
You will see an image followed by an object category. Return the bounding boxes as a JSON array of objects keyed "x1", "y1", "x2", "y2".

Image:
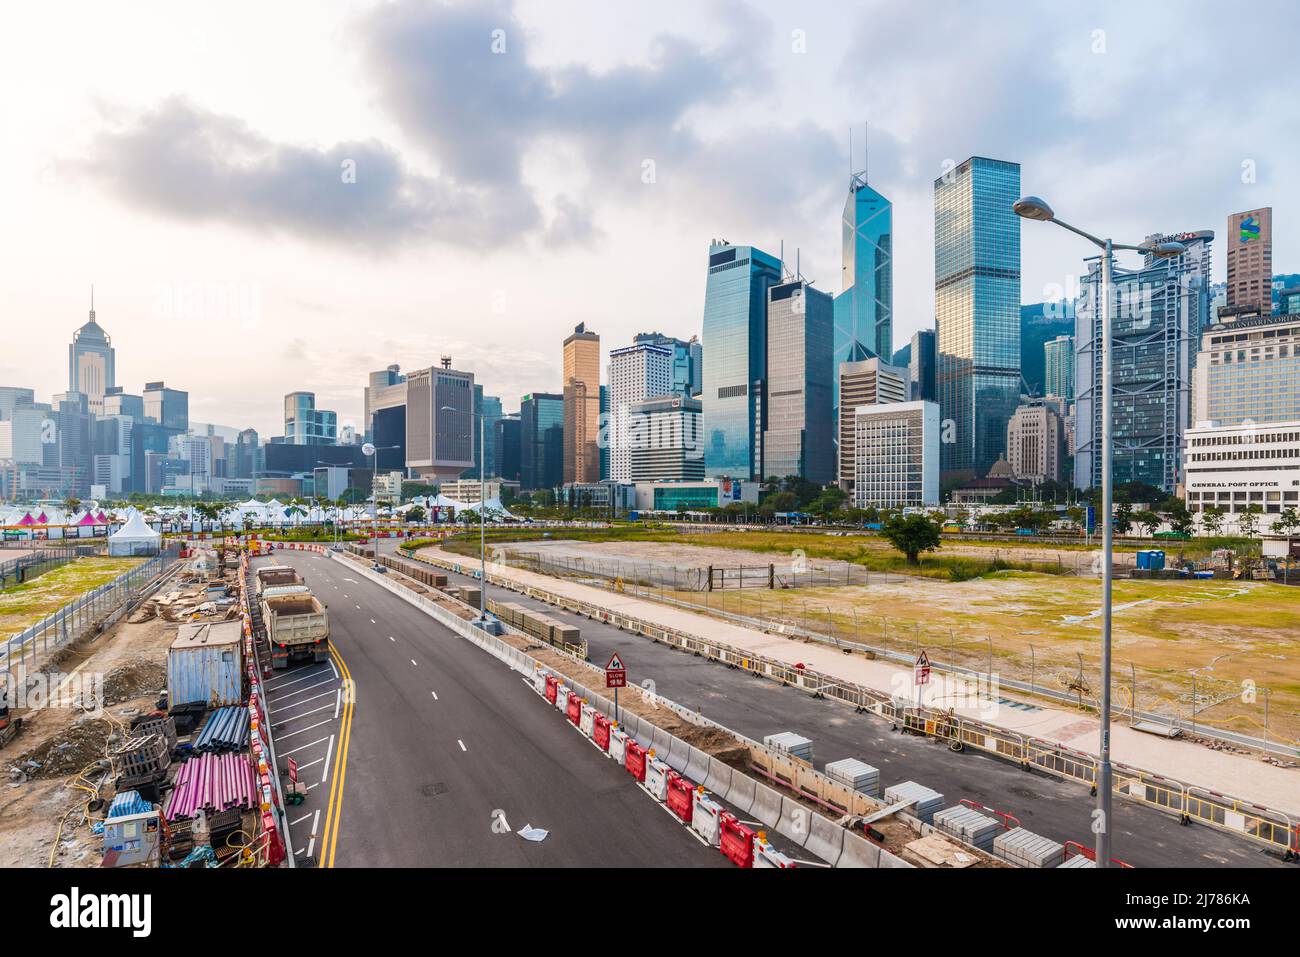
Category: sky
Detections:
[{"x1": 3, "y1": 0, "x2": 1299, "y2": 439}]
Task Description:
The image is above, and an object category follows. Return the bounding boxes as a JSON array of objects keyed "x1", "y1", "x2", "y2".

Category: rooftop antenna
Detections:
[
  {"x1": 89, "y1": 284, "x2": 95, "y2": 320},
  {"x1": 848, "y1": 127, "x2": 853, "y2": 179},
  {"x1": 864, "y1": 122, "x2": 869, "y2": 181}
]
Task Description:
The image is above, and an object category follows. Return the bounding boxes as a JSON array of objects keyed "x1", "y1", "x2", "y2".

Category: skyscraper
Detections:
[
  {"x1": 763, "y1": 279, "x2": 835, "y2": 484},
  {"x1": 562, "y1": 323, "x2": 601, "y2": 484},
  {"x1": 837, "y1": 356, "x2": 907, "y2": 492},
  {"x1": 701, "y1": 241, "x2": 782, "y2": 479},
  {"x1": 465, "y1": 386, "x2": 503, "y2": 479},
  {"x1": 1075, "y1": 230, "x2": 1214, "y2": 492},
  {"x1": 834, "y1": 170, "x2": 893, "y2": 367},
  {"x1": 405, "y1": 361, "x2": 474, "y2": 481},
  {"x1": 1044, "y1": 335, "x2": 1075, "y2": 401},
  {"x1": 520, "y1": 392, "x2": 564, "y2": 490},
  {"x1": 608, "y1": 342, "x2": 673, "y2": 482},
  {"x1": 1226, "y1": 208, "x2": 1272, "y2": 314},
  {"x1": 909, "y1": 329, "x2": 937, "y2": 403},
  {"x1": 69, "y1": 293, "x2": 116, "y2": 416},
  {"x1": 1192, "y1": 311, "x2": 1300, "y2": 426},
  {"x1": 632, "y1": 332, "x2": 702, "y2": 398},
  {"x1": 283, "y1": 391, "x2": 338, "y2": 445},
  {"x1": 143, "y1": 381, "x2": 188, "y2": 433},
  {"x1": 934, "y1": 156, "x2": 1022, "y2": 479}
]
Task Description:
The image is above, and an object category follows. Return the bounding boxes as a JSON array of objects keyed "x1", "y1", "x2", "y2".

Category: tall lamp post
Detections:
[
  {"x1": 1014, "y1": 195, "x2": 1186, "y2": 868},
  {"x1": 361, "y1": 444, "x2": 400, "y2": 571},
  {"x1": 441, "y1": 405, "x2": 489, "y2": 625}
]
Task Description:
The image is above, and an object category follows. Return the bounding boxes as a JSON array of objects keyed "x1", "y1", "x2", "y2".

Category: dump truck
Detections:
[
  {"x1": 256, "y1": 565, "x2": 304, "y2": 597},
  {"x1": 262, "y1": 591, "x2": 330, "y2": 669}
]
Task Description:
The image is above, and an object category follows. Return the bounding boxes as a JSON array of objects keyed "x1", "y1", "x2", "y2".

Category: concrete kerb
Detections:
[
  {"x1": 652, "y1": 726, "x2": 674, "y2": 758},
  {"x1": 806, "y1": 813, "x2": 848, "y2": 866},
  {"x1": 837, "y1": 830, "x2": 884, "y2": 868},
  {"x1": 726, "y1": 772, "x2": 756, "y2": 813},
  {"x1": 666, "y1": 735, "x2": 692, "y2": 774},
  {"x1": 685, "y1": 746, "x2": 711, "y2": 784}
]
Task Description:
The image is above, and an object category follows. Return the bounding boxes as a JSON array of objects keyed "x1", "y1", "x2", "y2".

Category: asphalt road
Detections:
[
  {"x1": 409, "y1": 547, "x2": 1292, "y2": 869},
  {"x1": 270, "y1": 551, "x2": 729, "y2": 867}
]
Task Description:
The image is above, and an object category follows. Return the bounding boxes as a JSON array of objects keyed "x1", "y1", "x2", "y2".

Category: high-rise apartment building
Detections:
[
  {"x1": 1043, "y1": 335, "x2": 1074, "y2": 401},
  {"x1": 283, "y1": 391, "x2": 338, "y2": 445},
  {"x1": 1075, "y1": 230, "x2": 1214, "y2": 492},
  {"x1": 608, "y1": 342, "x2": 673, "y2": 482},
  {"x1": 934, "y1": 157, "x2": 1022, "y2": 480},
  {"x1": 562, "y1": 323, "x2": 601, "y2": 485},
  {"x1": 763, "y1": 279, "x2": 835, "y2": 484},
  {"x1": 702, "y1": 241, "x2": 783, "y2": 479},
  {"x1": 69, "y1": 295, "x2": 116, "y2": 416},
  {"x1": 837, "y1": 357, "x2": 907, "y2": 492},
  {"x1": 633, "y1": 332, "x2": 702, "y2": 398},
  {"x1": 1226, "y1": 208, "x2": 1273, "y2": 314},
  {"x1": 1006, "y1": 398, "x2": 1064, "y2": 485},
  {"x1": 520, "y1": 392, "x2": 564, "y2": 490},
  {"x1": 852, "y1": 401, "x2": 940, "y2": 509}
]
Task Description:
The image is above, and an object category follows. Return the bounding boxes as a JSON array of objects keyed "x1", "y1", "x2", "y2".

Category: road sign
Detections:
[
  {"x1": 605, "y1": 652, "x2": 627, "y2": 689},
  {"x1": 287, "y1": 757, "x2": 299, "y2": 784},
  {"x1": 914, "y1": 651, "x2": 931, "y2": 686}
]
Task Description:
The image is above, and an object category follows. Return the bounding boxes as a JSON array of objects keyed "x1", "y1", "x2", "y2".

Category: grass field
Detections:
[{"x1": 0, "y1": 557, "x2": 145, "y2": 636}]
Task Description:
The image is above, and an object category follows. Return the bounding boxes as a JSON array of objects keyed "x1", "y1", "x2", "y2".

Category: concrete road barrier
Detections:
[
  {"x1": 725, "y1": 771, "x2": 756, "y2": 814},
  {"x1": 752, "y1": 782, "x2": 782, "y2": 828}
]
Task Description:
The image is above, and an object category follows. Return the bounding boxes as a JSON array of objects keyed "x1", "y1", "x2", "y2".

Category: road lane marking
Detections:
[
  {"x1": 458, "y1": 739, "x2": 467, "y2": 752},
  {"x1": 295, "y1": 757, "x2": 325, "y2": 772},
  {"x1": 330, "y1": 660, "x2": 339, "y2": 680},
  {"x1": 388, "y1": 636, "x2": 395, "y2": 642},
  {"x1": 281, "y1": 736, "x2": 330, "y2": 756},
  {"x1": 278, "y1": 718, "x2": 334, "y2": 740},
  {"x1": 266, "y1": 667, "x2": 331, "y2": 691},
  {"x1": 321, "y1": 734, "x2": 335, "y2": 784},
  {"x1": 370, "y1": 618, "x2": 376, "y2": 624},
  {"x1": 271, "y1": 678, "x2": 335, "y2": 701},
  {"x1": 274, "y1": 691, "x2": 336, "y2": 714},
  {"x1": 322, "y1": 644, "x2": 354, "y2": 868},
  {"x1": 290, "y1": 812, "x2": 312, "y2": 826},
  {"x1": 411, "y1": 659, "x2": 418, "y2": 666},
  {"x1": 334, "y1": 688, "x2": 341, "y2": 719},
  {"x1": 306, "y1": 809, "x2": 321, "y2": 858},
  {"x1": 431, "y1": 691, "x2": 438, "y2": 700},
  {"x1": 276, "y1": 703, "x2": 333, "y2": 722}
]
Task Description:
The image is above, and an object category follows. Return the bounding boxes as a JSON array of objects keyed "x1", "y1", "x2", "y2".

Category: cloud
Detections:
[{"x1": 72, "y1": 96, "x2": 523, "y2": 250}]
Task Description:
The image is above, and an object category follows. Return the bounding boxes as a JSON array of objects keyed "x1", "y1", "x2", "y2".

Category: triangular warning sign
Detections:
[
  {"x1": 606, "y1": 653, "x2": 625, "y2": 671},
  {"x1": 915, "y1": 651, "x2": 930, "y2": 668}
]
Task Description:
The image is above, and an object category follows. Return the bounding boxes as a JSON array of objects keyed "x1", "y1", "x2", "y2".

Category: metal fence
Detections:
[
  {"x1": 2, "y1": 548, "x2": 182, "y2": 674},
  {"x1": 0, "y1": 544, "x2": 82, "y2": 591}
]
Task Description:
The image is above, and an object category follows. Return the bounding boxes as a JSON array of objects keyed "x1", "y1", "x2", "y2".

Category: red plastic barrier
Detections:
[
  {"x1": 545, "y1": 675, "x2": 559, "y2": 705},
  {"x1": 666, "y1": 773, "x2": 694, "y2": 823},
  {"x1": 566, "y1": 693, "x2": 582, "y2": 725},
  {"x1": 592, "y1": 714, "x2": 611, "y2": 751},
  {"x1": 719, "y1": 812, "x2": 755, "y2": 868},
  {"x1": 625, "y1": 741, "x2": 647, "y2": 782}
]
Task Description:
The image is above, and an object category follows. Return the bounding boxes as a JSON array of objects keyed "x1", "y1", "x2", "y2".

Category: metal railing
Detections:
[{"x1": 2, "y1": 548, "x2": 182, "y2": 674}]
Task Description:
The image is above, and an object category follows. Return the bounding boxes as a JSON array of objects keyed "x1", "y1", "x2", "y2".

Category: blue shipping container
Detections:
[{"x1": 167, "y1": 620, "x2": 244, "y2": 708}]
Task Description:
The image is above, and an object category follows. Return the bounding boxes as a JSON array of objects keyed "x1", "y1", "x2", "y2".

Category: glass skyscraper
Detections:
[
  {"x1": 833, "y1": 174, "x2": 892, "y2": 398},
  {"x1": 701, "y1": 241, "x2": 782, "y2": 479},
  {"x1": 1043, "y1": 335, "x2": 1074, "y2": 400},
  {"x1": 934, "y1": 156, "x2": 1021, "y2": 479},
  {"x1": 763, "y1": 280, "x2": 835, "y2": 484}
]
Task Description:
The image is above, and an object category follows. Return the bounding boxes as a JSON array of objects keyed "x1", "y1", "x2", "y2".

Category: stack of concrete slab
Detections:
[
  {"x1": 883, "y1": 781, "x2": 945, "y2": 823},
  {"x1": 993, "y1": 828, "x2": 1065, "y2": 868},
  {"x1": 933, "y1": 804, "x2": 1000, "y2": 851},
  {"x1": 1057, "y1": 854, "x2": 1096, "y2": 868},
  {"x1": 824, "y1": 758, "x2": 880, "y2": 797},
  {"x1": 763, "y1": 732, "x2": 813, "y2": 763}
]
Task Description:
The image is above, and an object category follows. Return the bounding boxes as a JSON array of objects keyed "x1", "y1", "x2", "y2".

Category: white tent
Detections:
[{"x1": 108, "y1": 510, "x2": 162, "y2": 556}]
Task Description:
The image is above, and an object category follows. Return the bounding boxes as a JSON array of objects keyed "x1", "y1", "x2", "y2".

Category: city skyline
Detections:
[{"x1": 5, "y1": 1, "x2": 1300, "y2": 438}]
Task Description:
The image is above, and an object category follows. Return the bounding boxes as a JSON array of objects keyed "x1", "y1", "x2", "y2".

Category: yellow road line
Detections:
[{"x1": 320, "y1": 642, "x2": 354, "y2": 867}]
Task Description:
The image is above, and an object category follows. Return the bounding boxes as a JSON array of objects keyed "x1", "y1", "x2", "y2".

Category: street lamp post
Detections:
[
  {"x1": 361, "y1": 444, "x2": 400, "y2": 571},
  {"x1": 1014, "y1": 195, "x2": 1186, "y2": 868}
]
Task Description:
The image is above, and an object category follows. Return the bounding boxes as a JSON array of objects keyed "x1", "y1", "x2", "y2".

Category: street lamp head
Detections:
[
  {"x1": 1147, "y1": 241, "x2": 1187, "y2": 260},
  {"x1": 1013, "y1": 195, "x2": 1055, "y2": 222}
]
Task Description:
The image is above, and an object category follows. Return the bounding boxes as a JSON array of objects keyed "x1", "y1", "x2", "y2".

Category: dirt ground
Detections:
[{"x1": 0, "y1": 573, "x2": 221, "y2": 867}]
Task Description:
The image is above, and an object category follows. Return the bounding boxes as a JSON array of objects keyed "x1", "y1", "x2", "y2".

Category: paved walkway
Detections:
[{"x1": 425, "y1": 546, "x2": 1300, "y2": 815}]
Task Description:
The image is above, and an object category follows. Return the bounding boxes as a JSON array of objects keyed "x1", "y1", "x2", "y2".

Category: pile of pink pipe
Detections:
[{"x1": 163, "y1": 752, "x2": 258, "y2": 821}]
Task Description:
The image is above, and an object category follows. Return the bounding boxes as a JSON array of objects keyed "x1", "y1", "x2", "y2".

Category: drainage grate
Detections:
[{"x1": 421, "y1": 782, "x2": 448, "y2": 797}]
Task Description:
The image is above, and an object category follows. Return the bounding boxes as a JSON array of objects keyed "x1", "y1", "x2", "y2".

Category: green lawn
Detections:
[{"x1": 0, "y1": 557, "x2": 145, "y2": 635}]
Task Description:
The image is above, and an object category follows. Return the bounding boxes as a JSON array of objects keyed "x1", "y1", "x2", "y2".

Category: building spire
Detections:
[{"x1": 89, "y1": 284, "x2": 95, "y2": 321}]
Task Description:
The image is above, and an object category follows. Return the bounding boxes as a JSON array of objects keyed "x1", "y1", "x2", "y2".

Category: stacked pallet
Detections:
[
  {"x1": 824, "y1": 758, "x2": 880, "y2": 798},
  {"x1": 933, "y1": 804, "x2": 1000, "y2": 851},
  {"x1": 763, "y1": 732, "x2": 813, "y2": 763},
  {"x1": 884, "y1": 781, "x2": 945, "y2": 823},
  {"x1": 489, "y1": 600, "x2": 580, "y2": 649},
  {"x1": 993, "y1": 828, "x2": 1065, "y2": 868}
]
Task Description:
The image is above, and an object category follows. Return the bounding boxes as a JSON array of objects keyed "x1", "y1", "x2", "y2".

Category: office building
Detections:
[
  {"x1": 465, "y1": 387, "x2": 503, "y2": 480},
  {"x1": 1020, "y1": 300, "x2": 1075, "y2": 397},
  {"x1": 520, "y1": 392, "x2": 564, "y2": 490},
  {"x1": 1006, "y1": 398, "x2": 1064, "y2": 484},
  {"x1": 234, "y1": 428, "x2": 261, "y2": 480},
  {"x1": 69, "y1": 295, "x2": 116, "y2": 415},
  {"x1": 405, "y1": 361, "x2": 474, "y2": 481},
  {"x1": 1075, "y1": 230, "x2": 1214, "y2": 492},
  {"x1": 609, "y1": 342, "x2": 673, "y2": 482},
  {"x1": 364, "y1": 364, "x2": 406, "y2": 440},
  {"x1": 834, "y1": 167, "x2": 893, "y2": 370},
  {"x1": 143, "y1": 381, "x2": 188, "y2": 433},
  {"x1": 1279, "y1": 287, "x2": 1300, "y2": 316},
  {"x1": 909, "y1": 329, "x2": 937, "y2": 403},
  {"x1": 599, "y1": 384, "x2": 609, "y2": 480},
  {"x1": 935, "y1": 157, "x2": 1022, "y2": 480},
  {"x1": 763, "y1": 279, "x2": 835, "y2": 484},
  {"x1": 1184, "y1": 420, "x2": 1300, "y2": 526},
  {"x1": 0, "y1": 387, "x2": 35, "y2": 420},
  {"x1": 702, "y1": 241, "x2": 783, "y2": 480},
  {"x1": 633, "y1": 478, "x2": 759, "y2": 512},
  {"x1": 102, "y1": 387, "x2": 144, "y2": 421},
  {"x1": 494, "y1": 413, "x2": 522, "y2": 483},
  {"x1": 367, "y1": 374, "x2": 408, "y2": 472},
  {"x1": 634, "y1": 332, "x2": 703, "y2": 398},
  {"x1": 852, "y1": 400, "x2": 940, "y2": 509},
  {"x1": 0, "y1": 404, "x2": 48, "y2": 465},
  {"x1": 837, "y1": 357, "x2": 907, "y2": 492},
  {"x1": 562, "y1": 323, "x2": 601, "y2": 485},
  {"x1": 627, "y1": 395, "x2": 704, "y2": 482},
  {"x1": 1043, "y1": 335, "x2": 1074, "y2": 401},
  {"x1": 1226, "y1": 208, "x2": 1273, "y2": 314},
  {"x1": 283, "y1": 391, "x2": 338, "y2": 445},
  {"x1": 1193, "y1": 311, "x2": 1300, "y2": 427}
]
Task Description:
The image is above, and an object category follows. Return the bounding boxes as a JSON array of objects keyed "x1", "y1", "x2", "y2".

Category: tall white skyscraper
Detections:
[{"x1": 608, "y1": 342, "x2": 673, "y2": 482}]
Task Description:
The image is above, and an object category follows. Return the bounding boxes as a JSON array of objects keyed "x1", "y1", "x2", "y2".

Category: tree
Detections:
[
  {"x1": 1162, "y1": 499, "x2": 1194, "y2": 536},
  {"x1": 1134, "y1": 509, "x2": 1162, "y2": 537},
  {"x1": 1113, "y1": 502, "x2": 1134, "y2": 535},
  {"x1": 63, "y1": 496, "x2": 82, "y2": 515},
  {"x1": 1238, "y1": 504, "x2": 1263, "y2": 538},
  {"x1": 880, "y1": 514, "x2": 942, "y2": 565},
  {"x1": 1200, "y1": 505, "x2": 1224, "y2": 537},
  {"x1": 406, "y1": 505, "x2": 427, "y2": 524},
  {"x1": 1271, "y1": 507, "x2": 1300, "y2": 537}
]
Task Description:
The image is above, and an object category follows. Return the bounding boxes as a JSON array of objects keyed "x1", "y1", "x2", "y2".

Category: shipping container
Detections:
[{"x1": 168, "y1": 620, "x2": 244, "y2": 709}]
